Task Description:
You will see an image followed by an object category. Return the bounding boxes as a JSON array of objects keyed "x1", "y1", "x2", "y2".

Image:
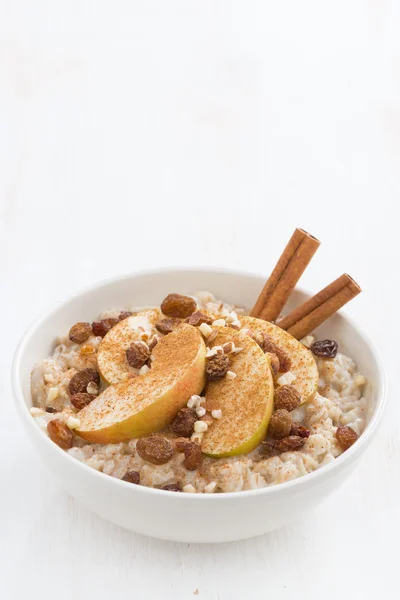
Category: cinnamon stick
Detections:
[
  {"x1": 277, "y1": 274, "x2": 361, "y2": 339},
  {"x1": 251, "y1": 228, "x2": 320, "y2": 322}
]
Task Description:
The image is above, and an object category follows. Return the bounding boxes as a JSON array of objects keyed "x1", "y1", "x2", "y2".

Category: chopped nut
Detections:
[
  {"x1": 261, "y1": 435, "x2": 305, "y2": 455},
  {"x1": 122, "y1": 470, "x2": 140, "y2": 484},
  {"x1": 172, "y1": 408, "x2": 197, "y2": 437},
  {"x1": 69, "y1": 322, "x2": 92, "y2": 344},
  {"x1": 44, "y1": 373, "x2": 55, "y2": 384},
  {"x1": 199, "y1": 323, "x2": 213, "y2": 338},
  {"x1": 225, "y1": 311, "x2": 238, "y2": 324},
  {"x1": 274, "y1": 385, "x2": 301, "y2": 411},
  {"x1": 139, "y1": 364, "x2": 150, "y2": 375},
  {"x1": 92, "y1": 318, "x2": 119, "y2": 338},
  {"x1": 47, "y1": 419, "x2": 74, "y2": 450},
  {"x1": 47, "y1": 387, "x2": 59, "y2": 403},
  {"x1": 261, "y1": 335, "x2": 291, "y2": 372},
  {"x1": 354, "y1": 374, "x2": 366, "y2": 387},
  {"x1": 222, "y1": 341, "x2": 235, "y2": 354},
  {"x1": 66, "y1": 416, "x2": 81, "y2": 430},
  {"x1": 290, "y1": 423, "x2": 310, "y2": 438},
  {"x1": 201, "y1": 413, "x2": 213, "y2": 426},
  {"x1": 206, "y1": 352, "x2": 230, "y2": 380},
  {"x1": 148, "y1": 335, "x2": 159, "y2": 350},
  {"x1": 185, "y1": 310, "x2": 213, "y2": 326},
  {"x1": 126, "y1": 340, "x2": 151, "y2": 369},
  {"x1": 182, "y1": 484, "x2": 196, "y2": 493},
  {"x1": 336, "y1": 426, "x2": 358, "y2": 451},
  {"x1": 136, "y1": 435, "x2": 174, "y2": 465},
  {"x1": 212, "y1": 319, "x2": 226, "y2": 327},
  {"x1": 176, "y1": 439, "x2": 203, "y2": 470},
  {"x1": 161, "y1": 293, "x2": 196, "y2": 318},
  {"x1": 161, "y1": 483, "x2": 182, "y2": 492},
  {"x1": 211, "y1": 409, "x2": 222, "y2": 420},
  {"x1": 204, "y1": 481, "x2": 217, "y2": 493},
  {"x1": 206, "y1": 345, "x2": 224, "y2": 358},
  {"x1": 155, "y1": 318, "x2": 181, "y2": 335},
  {"x1": 194, "y1": 420, "x2": 208, "y2": 433},
  {"x1": 68, "y1": 368, "x2": 100, "y2": 397},
  {"x1": 226, "y1": 370, "x2": 236, "y2": 380},
  {"x1": 187, "y1": 395, "x2": 202, "y2": 409},
  {"x1": 276, "y1": 371, "x2": 296, "y2": 386},
  {"x1": 196, "y1": 406, "x2": 206, "y2": 417},
  {"x1": 30, "y1": 407, "x2": 44, "y2": 417},
  {"x1": 230, "y1": 319, "x2": 241, "y2": 328},
  {"x1": 70, "y1": 392, "x2": 94, "y2": 410},
  {"x1": 86, "y1": 381, "x2": 99, "y2": 395},
  {"x1": 191, "y1": 432, "x2": 204, "y2": 443},
  {"x1": 265, "y1": 352, "x2": 280, "y2": 376},
  {"x1": 311, "y1": 339, "x2": 338, "y2": 358},
  {"x1": 268, "y1": 409, "x2": 292, "y2": 439}
]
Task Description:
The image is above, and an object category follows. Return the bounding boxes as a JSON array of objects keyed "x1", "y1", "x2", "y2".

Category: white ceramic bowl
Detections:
[{"x1": 12, "y1": 268, "x2": 386, "y2": 543}]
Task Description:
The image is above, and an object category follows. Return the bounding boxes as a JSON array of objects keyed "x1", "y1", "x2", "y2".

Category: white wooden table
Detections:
[{"x1": 1, "y1": 2, "x2": 398, "y2": 598}]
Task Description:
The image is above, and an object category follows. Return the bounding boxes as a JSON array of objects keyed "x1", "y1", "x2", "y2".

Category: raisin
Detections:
[
  {"x1": 122, "y1": 470, "x2": 140, "y2": 484},
  {"x1": 125, "y1": 341, "x2": 151, "y2": 369},
  {"x1": 45, "y1": 406, "x2": 57, "y2": 413},
  {"x1": 336, "y1": 426, "x2": 358, "y2": 451},
  {"x1": 172, "y1": 408, "x2": 197, "y2": 437},
  {"x1": 262, "y1": 435, "x2": 305, "y2": 455},
  {"x1": 69, "y1": 322, "x2": 92, "y2": 344},
  {"x1": 268, "y1": 409, "x2": 292, "y2": 439},
  {"x1": 92, "y1": 318, "x2": 120, "y2": 338},
  {"x1": 119, "y1": 311, "x2": 133, "y2": 321},
  {"x1": 161, "y1": 483, "x2": 182, "y2": 492},
  {"x1": 136, "y1": 435, "x2": 174, "y2": 465},
  {"x1": 155, "y1": 318, "x2": 181, "y2": 335},
  {"x1": 70, "y1": 392, "x2": 94, "y2": 410},
  {"x1": 185, "y1": 310, "x2": 213, "y2": 326},
  {"x1": 261, "y1": 335, "x2": 291, "y2": 372},
  {"x1": 311, "y1": 339, "x2": 338, "y2": 358},
  {"x1": 274, "y1": 385, "x2": 301, "y2": 412},
  {"x1": 290, "y1": 423, "x2": 310, "y2": 438},
  {"x1": 161, "y1": 293, "x2": 196, "y2": 318},
  {"x1": 206, "y1": 352, "x2": 230, "y2": 380},
  {"x1": 68, "y1": 368, "x2": 100, "y2": 397},
  {"x1": 266, "y1": 352, "x2": 280, "y2": 376},
  {"x1": 176, "y1": 439, "x2": 203, "y2": 470},
  {"x1": 47, "y1": 419, "x2": 73, "y2": 450}
]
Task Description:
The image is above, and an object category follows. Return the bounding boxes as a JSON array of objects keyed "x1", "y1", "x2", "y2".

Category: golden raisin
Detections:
[
  {"x1": 161, "y1": 293, "x2": 197, "y2": 318},
  {"x1": 69, "y1": 322, "x2": 92, "y2": 344},
  {"x1": 262, "y1": 435, "x2": 305, "y2": 455},
  {"x1": 336, "y1": 426, "x2": 358, "y2": 451},
  {"x1": 68, "y1": 368, "x2": 100, "y2": 396},
  {"x1": 136, "y1": 435, "x2": 174, "y2": 465},
  {"x1": 70, "y1": 392, "x2": 94, "y2": 410},
  {"x1": 47, "y1": 419, "x2": 73, "y2": 450},
  {"x1": 176, "y1": 439, "x2": 203, "y2": 470},
  {"x1": 274, "y1": 385, "x2": 301, "y2": 412},
  {"x1": 268, "y1": 409, "x2": 292, "y2": 439}
]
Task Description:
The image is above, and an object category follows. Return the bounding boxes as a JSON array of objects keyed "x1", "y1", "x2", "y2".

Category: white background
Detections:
[{"x1": 1, "y1": 2, "x2": 399, "y2": 598}]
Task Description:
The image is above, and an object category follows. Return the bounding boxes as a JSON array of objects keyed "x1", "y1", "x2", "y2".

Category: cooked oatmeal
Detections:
[{"x1": 30, "y1": 291, "x2": 368, "y2": 493}]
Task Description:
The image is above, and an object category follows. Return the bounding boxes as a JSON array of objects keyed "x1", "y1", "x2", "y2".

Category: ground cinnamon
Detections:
[
  {"x1": 251, "y1": 229, "x2": 320, "y2": 322},
  {"x1": 277, "y1": 273, "x2": 361, "y2": 339}
]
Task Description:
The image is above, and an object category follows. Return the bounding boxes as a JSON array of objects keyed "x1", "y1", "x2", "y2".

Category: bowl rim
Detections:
[{"x1": 12, "y1": 266, "x2": 387, "y2": 501}]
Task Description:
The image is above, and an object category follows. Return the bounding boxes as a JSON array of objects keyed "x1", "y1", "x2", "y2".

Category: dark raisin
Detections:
[
  {"x1": 262, "y1": 435, "x2": 305, "y2": 455},
  {"x1": 336, "y1": 426, "x2": 358, "y2": 451},
  {"x1": 172, "y1": 408, "x2": 197, "y2": 437},
  {"x1": 290, "y1": 423, "x2": 310, "y2": 438},
  {"x1": 161, "y1": 483, "x2": 182, "y2": 492},
  {"x1": 176, "y1": 439, "x2": 203, "y2": 470},
  {"x1": 92, "y1": 318, "x2": 120, "y2": 337},
  {"x1": 68, "y1": 368, "x2": 100, "y2": 396},
  {"x1": 155, "y1": 318, "x2": 182, "y2": 335},
  {"x1": 125, "y1": 341, "x2": 151, "y2": 369},
  {"x1": 185, "y1": 310, "x2": 213, "y2": 326},
  {"x1": 311, "y1": 339, "x2": 338, "y2": 358},
  {"x1": 70, "y1": 392, "x2": 94, "y2": 410},
  {"x1": 119, "y1": 311, "x2": 133, "y2": 321},
  {"x1": 45, "y1": 406, "x2": 57, "y2": 413},
  {"x1": 206, "y1": 352, "x2": 230, "y2": 380},
  {"x1": 122, "y1": 470, "x2": 140, "y2": 484}
]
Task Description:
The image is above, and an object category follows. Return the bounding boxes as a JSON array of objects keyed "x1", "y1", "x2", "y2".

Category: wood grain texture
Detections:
[{"x1": 1, "y1": 2, "x2": 399, "y2": 598}]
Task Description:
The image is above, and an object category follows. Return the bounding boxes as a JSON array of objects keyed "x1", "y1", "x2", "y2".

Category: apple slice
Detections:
[
  {"x1": 239, "y1": 316, "x2": 318, "y2": 404},
  {"x1": 202, "y1": 328, "x2": 274, "y2": 457},
  {"x1": 97, "y1": 309, "x2": 162, "y2": 384},
  {"x1": 77, "y1": 324, "x2": 206, "y2": 443}
]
